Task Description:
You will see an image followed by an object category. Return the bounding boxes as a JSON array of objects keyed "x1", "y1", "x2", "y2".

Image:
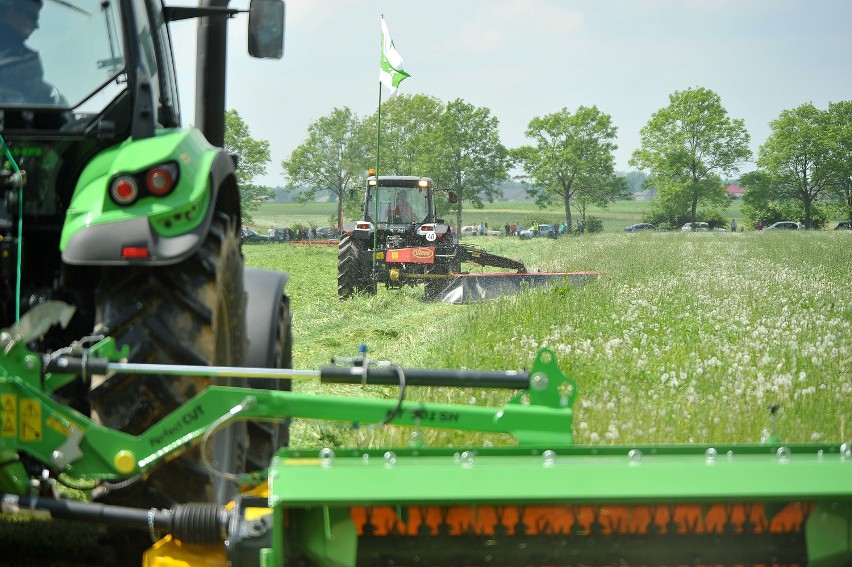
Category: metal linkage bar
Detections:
[{"x1": 45, "y1": 356, "x2": 529, "y2": 389}]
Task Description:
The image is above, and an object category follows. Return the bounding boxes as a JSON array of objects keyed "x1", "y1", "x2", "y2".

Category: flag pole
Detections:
[
  {"x1": 374, "y1": 15, "x2": 384, "y2": 260},
  {"x1": 374, "y1": 16, "x2": 409, "y2": 260}
]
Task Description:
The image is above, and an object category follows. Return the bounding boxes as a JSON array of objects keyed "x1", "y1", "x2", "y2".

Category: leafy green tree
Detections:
[
  {"x1": 826, "y1": 100, "x2": 852, "y2": 223},
  {"x1": 641, "y1": 175, "x2": 701, "y2": 229},
  {"x1": 513, "y1": 105, "x2": 621, "y2": 232},
  {"x1": 575, "y1": 174, "x2": 629, "y2": 229},
  {"x1": 429, "y1": 98, "x2": 510, "y2": 233},
  {"x1": 224, "y1": 109, "x2": 273, "y2": 222},
  {"x1": 757, "y1": 103, "x2": 834, "y2": 229},
  {"x1": 360, "y1": 93, "x2": 444, "y2": 176},
  {"x1": 741, "y1": 169, "x2": 831, "y2": 229},
  {"x1": 281, "y1": 107, "x2": 365, "y2": 230},
  {"x1": 740, "y1": 170, "x2": 783, "y2": 227},
  {"x1": 630, "y1": 87, "x2": 751, "y2": 226}
]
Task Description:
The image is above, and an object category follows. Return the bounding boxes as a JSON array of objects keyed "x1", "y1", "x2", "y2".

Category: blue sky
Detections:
[{"x1": 171, "y1": 0, "x2": 852, "y2": 187}]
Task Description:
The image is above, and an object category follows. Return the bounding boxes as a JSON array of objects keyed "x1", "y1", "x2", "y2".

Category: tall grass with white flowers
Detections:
[{"x1": 244, "y1": 230, "x2": 851, "y2": 448}]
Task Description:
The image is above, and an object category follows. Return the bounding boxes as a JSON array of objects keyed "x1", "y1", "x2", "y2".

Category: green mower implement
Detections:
[{"x1": 1, "y1": 320, "x2": 850, "y2": 566}]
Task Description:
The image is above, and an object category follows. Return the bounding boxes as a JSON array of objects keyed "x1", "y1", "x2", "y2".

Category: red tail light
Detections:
[
  {"x1": 109, "y1": 161, "x2": 180, "y2": 206},
  {"x1": 122, "y1": 246, "x2": 150, "y2": 259},
  {"x1": 146, "y1": 163, "x2": 178, "y2": 196},
  {"x1": 110, "y1": 176, "x2": 139, "y2": 205}
]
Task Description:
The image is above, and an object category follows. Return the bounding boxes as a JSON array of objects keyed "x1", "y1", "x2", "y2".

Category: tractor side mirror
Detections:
[
  {"x1": 248, "y1": 0, "x2": 285, "y2": 59},
  {"x1": 448, "y1": 192, "x2": 458, "y2": 204}
]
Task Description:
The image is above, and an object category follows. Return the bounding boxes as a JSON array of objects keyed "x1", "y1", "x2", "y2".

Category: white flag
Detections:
[{"x1": 379, "y1": 18, "x2": 411, "y2": 96}]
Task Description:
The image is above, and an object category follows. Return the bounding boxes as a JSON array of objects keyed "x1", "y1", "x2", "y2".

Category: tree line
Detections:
[{"x1": 225, "y1": 89, "x2": 852, "y2": 231}]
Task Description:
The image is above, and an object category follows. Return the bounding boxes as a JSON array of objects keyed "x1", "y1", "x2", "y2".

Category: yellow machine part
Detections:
[
  {"x1": 143, "y1": 535, "x2": 227, "y2": 567},
  {"x1": 144, "y1": 484, "x2": 272, "y2": 567}
]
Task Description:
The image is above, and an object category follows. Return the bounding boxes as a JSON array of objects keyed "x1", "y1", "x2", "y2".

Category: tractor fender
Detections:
[
  {"x1": 61, "y1": 129, "x2": 236, "y2": 266},
  {"x1": 244, "y1": 268, "x2": 290, "y2": 367},
  {"x1": 430, "y1": 223, "x2": 452, "y2": 236}
]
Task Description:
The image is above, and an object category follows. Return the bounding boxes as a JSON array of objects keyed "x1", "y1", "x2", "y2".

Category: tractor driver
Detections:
[
  {"x1": 0, "y1": 0, "x2": 61, "y2": 105},
  {"x1": 390, "y1": 191, "x2": 416, "y2": 222}
]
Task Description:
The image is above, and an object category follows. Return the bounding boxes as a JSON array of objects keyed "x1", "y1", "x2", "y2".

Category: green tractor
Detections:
[
  {"x1": 0, "y1": 0, "x2": 290, "y2": 555},
  {"x1": 339, "y1": 173, "x2": 527, "y2": 301}
]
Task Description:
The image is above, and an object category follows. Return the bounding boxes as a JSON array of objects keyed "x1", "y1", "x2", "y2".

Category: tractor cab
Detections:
[{"x1": 364, "y1": 175, "x2": 434, "y2": 229}]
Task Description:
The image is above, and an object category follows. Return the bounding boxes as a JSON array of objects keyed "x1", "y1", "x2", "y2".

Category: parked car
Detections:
[
  {"x1": 518, "y1": 224, "x2": 557, "y2": 239},
  {"x1": 460, "y1": 225, "x2": 478, "y2": 236},
  {"x1": 315, "y1": 226, "x2": 338, "y2": 239},
  {"x1": 833, "y1": 220, "x2": 851, "y2": 230},
  {"x1": 680, "y1": 222, "x2": 726, "y2": 232},
  {"x1": 241, "y1": 228, "x2": 270, "y2": 244},
  {"x1": 538, "y1": 223, "x2": 558, "y2": 239},
  {"x1": 270, "y1": 227, "x2": 291, "y2": 242},
  {"x1": 625, "y1": 223, "x2": 657, "y2": 232},
  {"x1": 766, "y1": 221, "x2": 802, "y2": 230}
]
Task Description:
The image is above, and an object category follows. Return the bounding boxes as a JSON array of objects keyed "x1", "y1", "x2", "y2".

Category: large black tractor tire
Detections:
[
  {"x1": 338, "y1": 235, "x2": 376, "y2": 299},
  {"x1": 244, "y1": 268, "x2": 292, "y2": 471},
  {"x1": 89, "y1": 212, "x2": 249, "y2": 561}
]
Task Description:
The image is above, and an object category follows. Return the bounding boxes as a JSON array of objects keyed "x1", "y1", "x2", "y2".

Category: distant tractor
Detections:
[{"x1": 338, "y1": 173, "x2": 526, "y2": 300}]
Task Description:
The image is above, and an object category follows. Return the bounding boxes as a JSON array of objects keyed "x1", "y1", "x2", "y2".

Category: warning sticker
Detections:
[
  {"x1": 19, "y1": 398, "x2": 42, "y2": 442},
  {"x1": 1, "y1": 394, "x2": 15, "y2": 438},
  {"x1": 2, "y1": 416, "x2": 14, "y2": 437}
]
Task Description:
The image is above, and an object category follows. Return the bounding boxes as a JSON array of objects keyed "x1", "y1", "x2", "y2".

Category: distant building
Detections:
[
  {"x1": 633, "y1": 189, "x2": 657, "y2": 201},
  {"x1": 726, "y1": 184, "x2": 745, "y2": 199}
]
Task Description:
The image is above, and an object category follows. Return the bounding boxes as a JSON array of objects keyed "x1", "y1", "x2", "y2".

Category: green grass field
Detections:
[{"x1": 245, "y1": 226, "x2": 851, "y2": 449}]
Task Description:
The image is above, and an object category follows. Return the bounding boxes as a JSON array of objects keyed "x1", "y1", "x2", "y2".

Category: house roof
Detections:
[{"x1": 726, "y1": 184, "x2": 745, "y2": 195}]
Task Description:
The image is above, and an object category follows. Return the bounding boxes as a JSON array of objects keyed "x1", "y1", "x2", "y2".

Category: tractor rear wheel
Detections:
[
  {"x1": 89, "y1": 211, "x2": 249, "y2": 560},
  {"x1": 338, "y1": 235, "x2": 375, "y2": 299}
]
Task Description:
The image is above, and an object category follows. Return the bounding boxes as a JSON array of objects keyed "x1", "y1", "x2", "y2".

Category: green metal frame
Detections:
[
  {"x1": 267, "y1": 447, "x2": 852, "y2": 567},
  {"x1": 0, "y1": 338, "x2": 574, "y2": 488}
]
